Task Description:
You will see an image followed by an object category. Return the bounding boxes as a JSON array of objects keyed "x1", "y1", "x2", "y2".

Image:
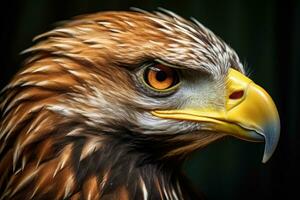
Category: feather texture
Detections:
[{"x1": 0, "y1": 10, "x2": 244, "y2": 199}]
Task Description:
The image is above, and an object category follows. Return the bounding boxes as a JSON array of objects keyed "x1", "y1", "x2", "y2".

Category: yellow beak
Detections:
[{"x1": 152, "y1": 68, "x2": 280, "y2": 163}]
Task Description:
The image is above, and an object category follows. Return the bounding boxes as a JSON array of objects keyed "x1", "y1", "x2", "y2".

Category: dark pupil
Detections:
[{"x1": 156, "y1": 70, "x2": 167, "y2": 82}]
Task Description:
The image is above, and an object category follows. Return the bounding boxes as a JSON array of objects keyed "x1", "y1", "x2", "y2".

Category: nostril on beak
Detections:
[{"x1": 229, "y1": 90, "x2": 244, "y2": 100}]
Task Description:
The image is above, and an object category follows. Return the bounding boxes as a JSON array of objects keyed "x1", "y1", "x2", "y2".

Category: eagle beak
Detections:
[{"x1": 152, "y1": 68, "x2": 280, "y2": 163}]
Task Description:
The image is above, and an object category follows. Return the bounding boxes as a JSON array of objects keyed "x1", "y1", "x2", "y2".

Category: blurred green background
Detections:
[{"x1": 0, "y1": 0, "x2": 299, "y2": 199}]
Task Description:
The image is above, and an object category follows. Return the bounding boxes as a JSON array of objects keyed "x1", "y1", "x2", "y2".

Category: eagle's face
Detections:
[
  {"x1": 15, "y1": 10, "x2": 279, "y2": 162},
  {"x1": 0, "y1": 9, "x2": 280, "y2": 200}
]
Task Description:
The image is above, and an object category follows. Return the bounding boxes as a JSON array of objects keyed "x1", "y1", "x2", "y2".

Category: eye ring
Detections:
[{"x1": 144, "y1": 63, "x2": 180, "y2": 91}]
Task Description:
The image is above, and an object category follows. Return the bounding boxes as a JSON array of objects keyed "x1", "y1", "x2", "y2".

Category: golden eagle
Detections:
[{"x1": 0, "y1": 9, "x2": 280, "y2": 200}]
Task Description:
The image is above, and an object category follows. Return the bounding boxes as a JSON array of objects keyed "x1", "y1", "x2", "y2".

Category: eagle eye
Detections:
[{"x1": 144, "y1": 64, "x2": 179, "y2": 91}]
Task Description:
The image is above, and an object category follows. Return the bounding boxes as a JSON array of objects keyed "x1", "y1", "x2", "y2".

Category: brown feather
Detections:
[
  {"x1": 0, "y1": 10, "x2": 242, "y2": 199},
  {"x1": 7, "y1": 163, "x2": 39, "y2": 198},
  {"x1": 82, "y1": 175, "x2": 100, "y2": 200}
]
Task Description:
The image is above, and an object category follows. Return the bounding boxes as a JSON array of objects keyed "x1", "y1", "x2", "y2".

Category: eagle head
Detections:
[{"x1": 0, "y1": 9, "x2": 280, "y2": 199}]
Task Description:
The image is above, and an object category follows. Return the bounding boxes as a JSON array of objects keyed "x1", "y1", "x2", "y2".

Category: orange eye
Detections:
[{"x1": 144, "y1": 64, "x2": 179, "y2": 90}]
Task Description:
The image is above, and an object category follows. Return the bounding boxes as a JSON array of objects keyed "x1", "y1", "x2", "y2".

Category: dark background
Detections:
[{"x1": 0, "y1": 0, "x2": 299, "y2": 199}]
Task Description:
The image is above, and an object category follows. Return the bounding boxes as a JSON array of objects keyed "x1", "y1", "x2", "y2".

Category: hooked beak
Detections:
[{"x1": 152, "y1": 68, "x2": 280, "y2": 163}]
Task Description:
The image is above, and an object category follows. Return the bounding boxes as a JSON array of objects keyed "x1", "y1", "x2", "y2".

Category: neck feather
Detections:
[{"x1": 0, "y1": 118, "x2": 203, "y2": 200}]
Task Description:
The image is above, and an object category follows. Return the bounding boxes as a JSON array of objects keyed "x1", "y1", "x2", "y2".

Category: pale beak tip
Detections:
[
  {"x1": 262, "y1": 153, "x2": 270, "y2": 164},
  {"x1": 261, "y1": 121, "x2": 280, "y2": 163}
]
